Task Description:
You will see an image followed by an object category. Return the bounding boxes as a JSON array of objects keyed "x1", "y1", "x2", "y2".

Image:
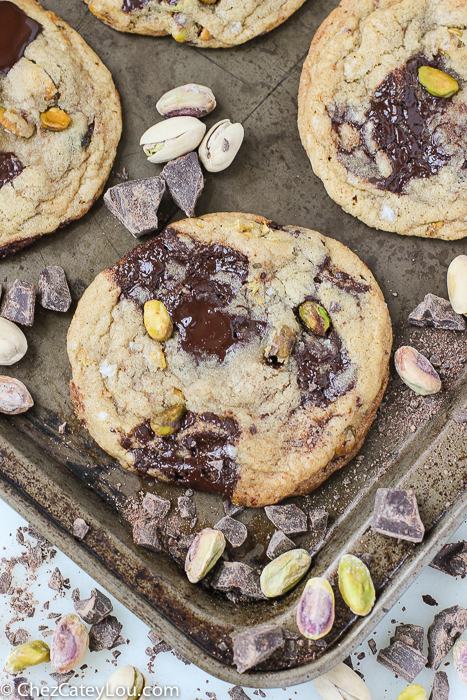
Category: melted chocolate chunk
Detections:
[
  {"x1": 316, "y1": 265, "x2": 370, "y2": 295},
  {"x1": 0, "y1": 2, "x2": 42, "y2": 74},
  {"x1": 0, "y1": 152, "x2": 24, "y2": 189}
]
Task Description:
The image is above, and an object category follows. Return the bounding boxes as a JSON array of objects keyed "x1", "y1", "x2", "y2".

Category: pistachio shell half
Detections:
[
  {"x1": 453, "y1": 638, "x2": 467, "y2": 684},
  {"x1": 338, "y1": 554, "x2": 375, "y2": 616},
  {"x1": 260, "y1": 549, "x2": 311, "y2": 598},
  {"x1": 418, "y1": 66, "x2": 458, "y2": 98},
  {"x1": 5, "y1": 640, "x2": 50, "y2": 674},
  {"x1": 314, "y1": 662, "x2": 372, "y2": 700},
  {"x1": 140, "y1": 116, "x2": 206, "y2": 164},
  {"x1": 157, "y1": 84, "x2": 216, "y2": 119},
  {"x1": 185, "y1": 528, "x2": 226, "y2": 583},
  {"x1": 100, "y1": 664, "x2": 145, "y2": 700},
  {"x1": 0, "y1": 318, "x2": 28, "y2": 365},
  {"x1": 447, "y1": 255, "x2": 467, "y2": 315},
  {"x1": 296, "y1": 577, "x2": 335, "y2": 640},
  {"x1": 198, "y1": 119, "x2": 244, "y2": 172}
]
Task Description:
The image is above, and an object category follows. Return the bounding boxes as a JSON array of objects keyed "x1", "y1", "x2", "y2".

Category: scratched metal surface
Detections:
[{"x1": 0, "y1": 0, "x2": 467, "y2": 687}]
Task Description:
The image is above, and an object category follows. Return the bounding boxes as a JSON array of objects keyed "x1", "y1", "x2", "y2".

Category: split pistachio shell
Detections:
[
  {"x1": 260, "y1": 549, "x2": 311, "y2": 598},
  {"x1": 0, "y1": 376, "x2": 33, "y2": 414},
  {"x1": 418, "y1": 66, "x2": 458, "y2": 98},
  {"x1": 447, "y1": 255, "x2": 467, "y2": 315},
  {"x1": 296, "y1": 577, "x2": 335, "y2": 640},
  {"x1": 143, "y1": 300, "x2": 173, "y2": 341},
  {"x1": 338, "y1": 554, "x2": 375, "y2": 616},
  {"x1": 140, "y1": 116, "x2": 206, "y2": 163},
  {"x1": 198, "y1": 119, "x2": 244, "y2": 172},
  {"x1": 0, "y1": 318, "x2": 27, "y2": 365},
  {"x1": 185, "y1": 528, "x2": 226, "y2": 583},
  {"x1": 453, "y1": 638, "x2": 467, "y2": 684},
  {"x1": 156, "y1": 84, "x2": 216, "y2": 119},
  {"x1": 394, "y1": 346, "x2": 441, "y2": 396},
  {"x1": 314, "y1": 662, "x2": 372, "y2": 700},
  {"x1": 100, "y1": 664, "x2": 145, "y2": 700},
  {"x1": 395, "y1": 685, "x2": 427, "y2": 700},
  {"x1": 4, "y1": 640, "x2": 50, "y2": 674},
  {"x1": 51, "y1": 613, "x2": 89, "y2": 673},
  {"x1": 299, "y1": 301, "x2": 330, "y2": 336},
  {"x1": 150, "y1": 403, "x2": 186, "y2": 436}
]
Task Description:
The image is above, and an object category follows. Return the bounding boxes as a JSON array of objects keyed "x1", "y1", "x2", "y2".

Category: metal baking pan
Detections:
[{"x1": 1, "y1": 0, "x2": 467, "y2": 688}]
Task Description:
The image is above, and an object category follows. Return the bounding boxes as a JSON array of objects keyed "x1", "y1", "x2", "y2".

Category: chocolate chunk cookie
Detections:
[
  {"x1": 67, "y1": 213, "x2": 391, "y2": 506},
  {"x1": 298, "y1": 0, "x2": 467, "y2": 239},
  {"x1": 0, "y1": 0, "x2": 121, "y2": 257},
  {"x1": 82, "y1": 0, "x2": 306, "y2": 48}
]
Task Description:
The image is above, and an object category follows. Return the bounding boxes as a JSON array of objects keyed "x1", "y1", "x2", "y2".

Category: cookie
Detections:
[
  {"x1": 298, "y1": 0, "x2": 467, "y2": 240},
  {"x1": 83, "y1": 0, "x2": 307, "y2": 48},
  {"x1": 0, "y1": 0, "x2": 121, "y2": 257},
  {"x1": 67, "y1": 212, "x2": 392, "y2": 507}
]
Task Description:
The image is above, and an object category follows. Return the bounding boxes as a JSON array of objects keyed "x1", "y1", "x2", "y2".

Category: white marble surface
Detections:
[{"x1": 0, "y1": 499, "x2": 465, "y2": 700}]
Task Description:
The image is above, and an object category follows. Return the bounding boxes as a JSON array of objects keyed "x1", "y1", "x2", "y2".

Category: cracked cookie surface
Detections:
[
  {"x1": 298, "y1": 0, "x2": 467, "y2": 239},
  {"x1": 82, "y1": 0, "x2": 307, "y2": 48},
  {"x1": 67, "y1": 212, "x2": 392, "y2": 507},
  {"x1": 0, "y1": 0, "x2": 121, "y2": 257}
]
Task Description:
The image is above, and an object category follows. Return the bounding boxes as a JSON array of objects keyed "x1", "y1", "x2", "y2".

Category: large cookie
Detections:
[
  {"x1": 0, "y1": 0, "x2": 121, "y2": 257},
  {"x1": 83, "y1": 0, "x2": 307, "y2": 48},
  {"x1": 298, "y1": 0, "x2": 467, "y2": 240},
  {"x1": 67, "y1": 213, "x2": 392, "y2": 507}
]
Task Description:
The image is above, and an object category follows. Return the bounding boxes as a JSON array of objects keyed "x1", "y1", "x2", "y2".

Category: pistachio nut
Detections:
[
  {"x1": 338, "y1": 554, "x2": 375, "y2": 617},
  {"x1": 260, "y1": 548, "x2": 311, "y2": 598},
  {"x1": 185, "y1": 528, "x2": 226, "y2": 583},
  {"x1": 265, "y1": 325, "x2": 296, "y2": 363},
  {"x1": 314, "y1": 662, "x2": 371, "y2": 700},
  {"x1": 0, "y1": 318, "x2": 28, "y2": 365},
  {"x1": 100, "y1": 665, "x2": 145, "y2": 700},
  {"x1": 143, "y1": 300, "x2": 173, "y2": 341},
  {"x1": 298, "y1": 301, "x2": 330, "y2": 337},
  {"x1": 150, "y1": 403, "x2": 186, "y2": 436},
  {"x1": 447, "y1": 255, "x2": 467, "y2": 315},
  {"x1": 395, "y1": 685, "x2": 427, "y2": 700},
  {"x1": 157, "y1": 84, "x2": 216, "y2": 119},
  {"x1": 418, "y1": 66, "x2": 458, "y2": 98},
  {"x1": 0, "y1": 376, "x2": 33, "y2": 414},
  {"x1": 140, "y1": 116, "x2": 206, "y2": 164},
  {"x1": 198, "y1": 119, "x2": 244, "y2": 172},
  {"x1": 50, "y1": 613, "x2": 89, "y2": 673},
  {"x1": 4, "y1": 640, "x2": 50, "y2": 674},
  {"x1": 296, "y1": 577, "x2": 335, "y2": 640},
  {"x1": 0, "y1": 107, "x2": 34, "y2": 138},
  {"x1": 394, "y1": 346, "x2": 441, "y2": 396},
  {"x1": 40, "y1": 107, "x2": 71, "y2": 131},
  {"x1": 453, "y1": 638, "x2": 467, "y2": 684}
]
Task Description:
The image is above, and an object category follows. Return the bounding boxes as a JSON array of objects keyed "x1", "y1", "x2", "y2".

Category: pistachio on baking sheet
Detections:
[
  {"x1": 454, "y1": 638, "x2": 467, "y2": 684},
  {"x1": 265, "y1": 325, "x2": 296, "y2": 364},
  {"x1": 100, "y1": 665, "x2": 145, "y2": 700},
  {"x1": 394, "y1": 346, "x2": 441, "y2": 396},
  {"x1": 299, "y1": 301, "x2": 330, "y2": 336},
  {"x1": 150, "y1": 403, "x2": 186, "y2": 436},
  {"x1": 296, "y1": 577, "x2": 335, "y2": 640},
  {"x1": 185, "y1": 528, "x2": 226, "y2": 583},
  {"x1": 4, "y1": 640, "x2": 50, "y2": 674},
  {"x1": 40, "y1": 107, "x2": 71, "y2": 131},
  {"x1": 0, "y1": 318, "x2": 27, "y2": 365},
  {"x1": 338, "y1": 553, "x2": 375, "y2": 616},
  {"x1": 0, "y1": 376, "x2": 33, "y2": 414},
  {"x1": 143, "y1": 300, "x2": 173, "y2": 341},
  {"x1": 418, "y1": 66, "x2": 458, "y2": 98},
  {"x1": 157, "y1": 84, "x2": 216, "y2": 119},
  {"x1": 198, "y1": 119, "x2": 244, "y2": 172},
  {"x1": 260, "y1": 549, "x2": 311, "y2": 598},
  {"x1": 313, "y1": 662, "x2": 372, "y2": 700},
  {"x1": 140, "y1": 116, "x2": 206, "y2": 164},
  {"x1": 395, "y1": 685, "x2": 427, "y2": 700},
  {"x1": 0, "y1": 107, "x2": 34, "y2": 138},
  {"x1": 447, "y1": 255, "x2": 467, "y2": 315},
  {"x1": 51, "y1": 614, "x2": 89, "y2": 673}
]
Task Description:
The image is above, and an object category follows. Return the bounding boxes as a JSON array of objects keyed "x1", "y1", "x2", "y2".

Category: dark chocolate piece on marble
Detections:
[
  {"x1": 0, "y1": 571, "x2": 12, "y2": 594},
  {"x1": 372, "y1": 488, "x2": 425, "y2": 543},
  {"x1": 223, "y1": 500, "x2": 244, "y2": 517},
  {"x1": 178, "y1": 495, "x2": 196, "y2": 519},
  {"x1": 211, "y1": 562, "x2": 265, "y2": 600},
  {"x1": 49, "y1": 671, "x2": 74, "y2": 685},
  {"x1": 423, "y1": 594, "x2": 438, "y2": 607},
  {"x1": 430, "y1": 541, "x2": 467, "y2": 578},
  {"x1": 377, "y1": 640, "x2": 428, "y2": 682},
  {"x1": 161, "y1": 152, "x2": 204, "y2": 218},
  {"x1": 48, "y1": 567, "x2": 64, "y2": 592},
  {"x1": 390, "y1": 624, "x2": 425, "y2": 653},
  {"x1": 89, "y1": 615, "x2": 122, "y2": 652},
  {"x1": 0, "y1": 152, "x2": 24, "y2": 188},
  {"x1": 429, "y1": 671, "x2": 449, "y2": 700},
  {"x1": 72, "y1": 517, "x2": 89, "y2": 540},
  {"x1": 214, "y1": 516, "x2": 247, "y2": 548},
  {"x1": 264, "y1": 504, "x2": 308, "y2": 535},
  {"x1": 427, "y1": 605, "x2": 467, "y2": 670},
  {"x1": 368, "y1": 638, "x2": 377, "y2": 655},
  {"x1": 12, "y1": 629, "x2": 29, "y2": 646},
  {"x1": 148, "y1": 630, "x2": 164, "y2": 647},
  {"x1": 142, "y1": 493, "x2": 171, "y2": 519},
  {"x1": 74, "y1": 588, "x2": 113, "y2": 625},
  {"x1": 408, "y1": 294, "x2": 465, "y2": 331},
  {"x1": 228, "y1": 687, "x2": 252, "y2": 700},
  {"x1": 132, "y1": 518, "x2": 160, "y2": 552},
  {"x1": 266, "y1": 530, "x2": 295, "y2": 560},
  {"x1": 1, "y1": 279, "x2": 35, "y2": 326},
  {"x1": 110, "y1": 635, "x2": 125, "y2": 649},
  {"x1": 38, "y1": 266, "x2": 72, "y2": 312},
  {"x1": 233, "y1": 625, "x2": 284, "y2": 674},
  {"x1": 104, "y1": 176, "x2": 166, "y2": 238}
]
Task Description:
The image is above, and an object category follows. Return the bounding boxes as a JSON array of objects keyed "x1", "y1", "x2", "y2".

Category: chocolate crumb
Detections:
[
  {"x1": 228, "y1": 688, "x2": 252, "y2": 700},
  {"x1": 0, "y1": 571, "x2": 12, "y2": 594},
  {"x1": 423, "y1": 594, "x2": 438, "y2": 607},
  {"x1": 368, "y1": 639, "x2": 377, "y2": 655},
  {"x1": 390, "y1": 624, "x2": 425, "y2": 653},
  {"x1": 72, "y1": 518, "x2": 89, "y2": 540},
  {"x1": 142, "y1": 493, "x2": 170, "y2": 519},
  {"x1": 48, "y1": 567, "x2": 64, "y2": 591},
  {"x1": 178, "y1": 495, "x2": 196, "y2": 520},
  {"x1": 104, "y1": 177, "x2": 166, "y2": 238},
  {"x1": 49, "y1": 672, "x2": 74, "y2": 685}
]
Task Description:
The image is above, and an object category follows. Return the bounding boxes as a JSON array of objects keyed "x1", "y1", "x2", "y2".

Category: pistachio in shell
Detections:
[
  {"x1": 157, "y1": 84, "x2": 216, "y2": 119},
  {"x1": 338, "y1": 554, "x2": 375, "y2": 616},
  {"x1": 150, "y1": 403, "x2": 186, "y2": 437},
  {"x1": 296, "y1": 577, "x2": 335, "y2": 640},
  {"x1": 140, "y1": 116, "x2": 206, "y2": 163},
  {"x1": 260, "y1": 548, "x2": 311, "y2": 598},
  {"x1": 298, "y1": 301, "x2": 330, "y2": 336},
  {"x1": 4, "y1": 640, "x2": 50, "y2": 674},
  {"x1": 185, "y1": 528, "x2": 226, "y2": 583},
  {"x1": 100, "y1": 664, "x2": 145, "y2": 700},
  {"x1": 418, "y1": 66, "x2": 458, "y2": 98}
]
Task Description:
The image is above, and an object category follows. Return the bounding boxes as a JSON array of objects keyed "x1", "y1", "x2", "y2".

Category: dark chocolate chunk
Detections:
[
  {"x1": 104, "y1": 176, "x2": 166, "y2": 238},
  {"x1": 228, "y1": 688, "x2": 251, "y2": 700},
  {"x1": 377, "y1": 640, "x2": 428, "y2": 682},
  {"x1": 0, "y1": 571, "x2": 12, "y2": 594},
  {"x1": 223, "y1": 500, "x2": 244, "y2": 517},
  {"x1": 72, "y1": 518, "x2": 89, "y2": 540},
  {"x1": 427, "y1": 605, "x2": 467, "y2": 670},
  {"x1": 161, "y1": 152, "x2": 204, "y2": 218},
  {"x1": 430, "y1": 541, "x2": 467, "y2": 578},
  {"x1": 74, "y1": 589, "x2": 113, "y2": 624},
  {"x1": 12, "y1": 629, "x2": 29, "y2": 646},
  {"x1": 49, "y1": 671, "x2": 74, "y2": 685},
  {"x1": 178, "y1": 495, "x2": 196, "y2": 520},
  {"x1": 233, "y1": 625, "x2": 284, "y2": 674},
  {"x1": 212, "y1": 562, "x2": 264, "y2": 600},
  {"x1": 390, "y1": 624, "x2": 425, "y2": 654},
  {"x1": 0, "y1": 152, "x2": 24, "y2": 189},
  {"x1": 266, "y1": 530, "x2": 295, "y2": 560},
  {"x1": 368, "y1": 639, "x2": 377, "y2": 655},
  {"x1": 1, "y1": 279, "x2": 35, "y2": 326},
  {"x1": 328, "y1": 301, "x2": 342, "y2": 313},
  {"x1": 142, "y1": 493, "x2": 171, "y2": 519},
  {"x1": 48, "y1": 567, "x2": 64, "y2": 592},
  {"x1": 430, "y1": 354, "x2": 442, "y2": 368},
  {"x1": 429, "y1": 671, "x2": 449, "y2": 700},
  {"x1": 132, "y1": 518, "x2": 161, "y2": 552},
  {"x1": 122, "y1": 0, "x2": 149, "y2": 12},
  {"x1": 0, "y1": 2, "x2": 42, "y2": 74},
  {"x1": 148, "y1": 630, "x2": 164, "y2": 647},
  {"x1": 308, "y1": 507, "x2": 329, "y2": 533},
  {"x1": 38, "y1": 266, "x2": 72, "y2": 313},
  {"x1": 423, "y1": 594, "x2": 438, "y2": 607},
  {"x1": 264, "y1": 504, "x2": 307, "y2": 535},
  {"x1": 89, "y1": 615, "x2": 122, "y2": 652},
  {"x1": 110, "y1": 635, "x2": 125, "y2": 649},
  {"x1": 453, "y1": 410, "x2": 467, "y2": 424},
  {"x1": 372, "y1": 488, "x2": 425, "y2": 543},
  {"x1": 71, "y1": 588, "x2": 80, "y2": 602},
  {"x1": 214, "y1": 516, "x2": 248, "y2": 548},
  {"x1": 408, "y1": 294, "x2": 466, "y2": 331}
]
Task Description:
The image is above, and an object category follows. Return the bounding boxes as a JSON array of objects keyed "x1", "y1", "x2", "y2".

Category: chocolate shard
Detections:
[
  {"x1": 72, "y1": 518, "x2": 89, "y2": 540},
  {"x1": 390, "y1": 624, "x2": 425, "y2": 653},
  {"x1": 233, "y1": 624, "x2": 284, "y2": 674},
  {"x1": 0, "y1": 279, "x2": 35, "y2": 326},
  {"x1": 429, "y1": 671, "x2": 449, "y2": 700},
  {"x1": 178, "y1": 495, "x2": 196, "y2": 520},
  {"x1": 89, "y1": 615, "x2": 123, "y2": 652},
  {"x1": 372, "y1": 488, "x2": 425, "y2": 543},
  {"x1": 38, "y1": 266, "x2": 72, "y2": 312},
  {"x1": 214, "y1": 516, "x2": 248, "y2": 548},
  {"x1": 74, "y1": 588, "x2": 113, "y2": 624},
  {"x1": 368, "y1": 639, "x2": 377, "y2": 655},
  {"x1": 308, "y1": 507, "x2": 329, "y2": 533},
  {"x1": 148, "y1": 630, "x2": 164, "y2": 647},
  {"x1": 0, "y1": 571, "x2": 12, "y2": 594},
  {"x1": 223, "y1": 500, "x2": 244, "y2": 517},
  {"x1": 408, "y1": 293, "x2": 466, "y2": 331},
  {"x1": 104, "y1": 176, "x2": 166, "y2": 238},
  {"x1": 212, "y1": 562, "x2": 265, "y2": 600},
  {"x1": 264, "y1": 504, "x2": 308, "y2": 535},
  {"x1": 49, "y1": 671, "x2": 74, "y2": 685},
  {"x1": 266, "y1": 530, "x2": 295, "y2": 560},
  {"x1": 228, "y1": 687, "x2": 251, "y2": 700},
  {"x1": 430, "y1": 541, "x2": 467, "y2": 578},
  {"x1": 132, "y1": 518, "x2": 161, "y2": 552},
  {"x1": 376, "y1": 640, "x2": 428, "y2": 682},
  {"x1": 142, "y1": 493, "x2": 171, "y2": 519},
  {"x1": 427, "y1": 605, "x2": 467, "y2": 670},
  {"x1": 161, "y1": 152, "x2": 204, "y2": 218},
  {"x1": 48, "y1": 567, "x2": 64, "y2": 592}
]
